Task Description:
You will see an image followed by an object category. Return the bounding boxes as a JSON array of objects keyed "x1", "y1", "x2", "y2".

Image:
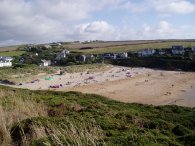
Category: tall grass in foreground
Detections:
[
  {"x1": 0, "y1": 95, "x2": 47, "y2": 145},
  {"x1": 0, "y1": 90, "x2": 105, "y2": 146},
  {"x1": 12, "y1": 118, "x2": 106, "y2": 146}
]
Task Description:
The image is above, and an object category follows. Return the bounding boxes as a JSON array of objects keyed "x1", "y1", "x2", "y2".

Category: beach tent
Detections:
[{"x1": 44, "y1": 77, "x2": 53, "y2": 80}]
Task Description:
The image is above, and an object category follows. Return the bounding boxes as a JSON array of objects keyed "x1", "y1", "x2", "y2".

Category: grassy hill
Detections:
[
  {"x1": 0, "y1": 50, "x2": 25, "y2": 57},
  {"x1": 65, "y1": 40, "x2": 195, "y2": 54},
  {"x1": 0, "y1": 85, "x2": 195, "y2": 146}
]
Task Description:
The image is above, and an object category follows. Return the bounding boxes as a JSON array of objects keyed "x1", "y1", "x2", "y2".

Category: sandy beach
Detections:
[
  {"x1": 68, "y1": 70, "x2": 195, "y2": 107},
  {"x1": 5, "y1": 65, "x2": 195, "y2": 107}
]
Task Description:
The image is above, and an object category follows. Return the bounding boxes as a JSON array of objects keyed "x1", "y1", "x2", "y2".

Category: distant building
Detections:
[
  {"x1": 118, "y1": 52, "x2": 128, "y2": 58},
  {"x1": 78, "y1": 54, "x2": 94, "y2": 62},
  {"x1": 39, "y1": 60, "x2": 51, "y2": 67},
  {"x1": 55, "y1": 49, "x2": 70, "y2": 60},
  {"x1": 172, "y1": 46, "x2": 185, "y2": 55},
  {"x1": 138, "y1": 49, "x2": 156, "y2": 57},
  {"x1": 102, "y1": 53, "x2": 117, "y2": 59},
  {"x1": 0, "y1": 56, "x2": 13, "y2": 67},
  {"x1": 79, "y1": 55, "x2": 86, "y2": 62}
]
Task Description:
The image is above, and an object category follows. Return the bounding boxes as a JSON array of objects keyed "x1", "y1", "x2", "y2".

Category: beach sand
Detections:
[
  {"x1": 63, "y1": 69, "x2": 195, "y2": 107},
  {"x1": 6, "y1": 66, "x2": 195, "y2": 107}
]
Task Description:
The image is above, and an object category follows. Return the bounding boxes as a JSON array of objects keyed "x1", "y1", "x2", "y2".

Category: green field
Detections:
[
  {"x1": 0, "y1": 50, "x2": 25, "y2": 56},
  {"x1": 68, "y1": 41, "x2": 195, "y2": 54},
  {"x1": 0, "y1": 85, "x2": 194, "y2": 146}
]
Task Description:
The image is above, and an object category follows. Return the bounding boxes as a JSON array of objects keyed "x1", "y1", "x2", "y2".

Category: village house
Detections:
[
  {"x1": 138, "y1": 49, "x2": 156, "y2": 57},
  {"x1": 39, "y1": 60, "x2": 51, "y2": 67},
  {"x1": 55, "y1": 49, "x2": 70, "y2": 60},
  {"x1": 171, "y1": 46, "x2": 185, "y2": 55},
  {"x1": 102, "y1": 53, "x2": 117, "y2": 59},
  {"x1": 0, "y1": 56, "x2": 13, "y2": 67},
  {"x1": 79, "y1": 54, "x2": 95, "y2": 62},
  {"x1": 79, "y1": 55, "x2": 86, "y2": 62},
  {"x1": 117, "y1": 52, "x2": 128, "y2": 59}
]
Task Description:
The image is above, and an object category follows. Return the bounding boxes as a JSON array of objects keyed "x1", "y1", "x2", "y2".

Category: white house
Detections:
[
  {"x1": 56, "y1": 49, "x2": 70, "y2": 60},
  {"x1": 39, "y1": 60, "x2": 51, "y2": 67},
  {"x1": 0, "y1": 61, "x2": 12, "y2": 67},
  {"x1": 0, "y1": 56, "x2": 13, "y2": 67},
  {"x1": 172, "y1": 46, "x2": 185, "y2": 55},
  {"x1": 119, "y1": 52, "x2": 128, "y2": 58},
  {"x1": 79, "y1": 55, "x2": 86, "y2": 62},
  {"x1": 138, "y1": 49, "x2": 156, "y2": 57},
  {"x1": 79, "y1": 54, "x2": 95, "y2": 62}
]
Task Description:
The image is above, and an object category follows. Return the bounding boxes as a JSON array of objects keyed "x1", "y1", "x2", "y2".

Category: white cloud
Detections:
[
  {"x1": 0, "y1": 0, "x2": 194, "y2": 46},
  {"x1": 0, "y1": 0, "x2": 118, "y2": 45},
  {"x1": 122, "y1": 1, "x2": 149, "y2": 13},
  {"x1": 152, "y1": 0, "x2": 195, "y2": 15},
  {"x1": 115, "y1": 21, "x2": 195, "y2": 40},
  {"x1": 69, "y1": 21, "x2": 115, "y2": 41},
  {"x1": 120, "y1": 0, "x2": 195, "y2": 15}
]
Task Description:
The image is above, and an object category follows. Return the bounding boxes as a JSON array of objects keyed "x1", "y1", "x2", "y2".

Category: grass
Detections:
[
  {"x1": 68, "y1": 41, "x2": 195, "y2": 54},
  {"x1": 0, "y1": 50, "x2": 25, "y2": 57},
  {"x1": 63, "y1": 63, "x2": 110, "y2": 73},
  {"x1": 0, "y1": 64, "x2": 109, "y2": 83},
  {"x1": 0, "y1": 65, "x2": 54, "y2": 83},
  {"x1": 0, "y1": 85, "x2": 194, "y2": 145}
]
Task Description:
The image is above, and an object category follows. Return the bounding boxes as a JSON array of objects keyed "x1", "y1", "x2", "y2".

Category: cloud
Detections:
[
  {"x1": 69, "y1": 21, "x2": 115, "y2": 41},
  {"x1": 121, "y1": 1, "x2": 149, "y2": 13},
  {"x1": 120, "y1": 0, "x2": 195, "y2": 15},
  {"x1": 0, "y1": 0, "x2": 194, "y2": 46},
  {"x1": 115, "y1": 21, "x2": 195, "y2": 40},
  {"x1": 0, "y1": 0, "x2": 118, "y2": 45},
  {"x1": 152, "y1": 0, "x2": 195, "y2": 15}
]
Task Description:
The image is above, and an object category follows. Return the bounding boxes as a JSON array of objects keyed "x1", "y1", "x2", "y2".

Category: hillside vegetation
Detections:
[
  {"x1": 66, "y1": 41, "x2": 195, "y2": 54},
  {"x1": 0, "y1": 85, "x2": 195, "y2": 146}
]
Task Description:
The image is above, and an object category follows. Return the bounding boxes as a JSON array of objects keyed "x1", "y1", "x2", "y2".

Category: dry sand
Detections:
[
  {"x1": 68, "y1": 70, "x2": 195, "y2": 107},
  {"x1": 5, "y1": 66, "x2": 195, "y2": 107}
]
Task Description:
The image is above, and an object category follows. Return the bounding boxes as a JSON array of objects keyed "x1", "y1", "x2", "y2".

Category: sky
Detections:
[{"x1": 0, "y1": 0, "x2": 195, "y2": 46}]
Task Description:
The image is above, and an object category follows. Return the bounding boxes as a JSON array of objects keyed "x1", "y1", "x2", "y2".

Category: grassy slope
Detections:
[
  {"x1": 0, "y1": 50, "x2": 25, "y2": 57},
  {"x1": 67, "y1": 41, "x2": 195, "y2": 54},
  {"x1": 0, "y1": 64, "x2": 108, "y2": 83},
  {"x1": 0, "y1": 85, "x2": 195, "y2": 146}
]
